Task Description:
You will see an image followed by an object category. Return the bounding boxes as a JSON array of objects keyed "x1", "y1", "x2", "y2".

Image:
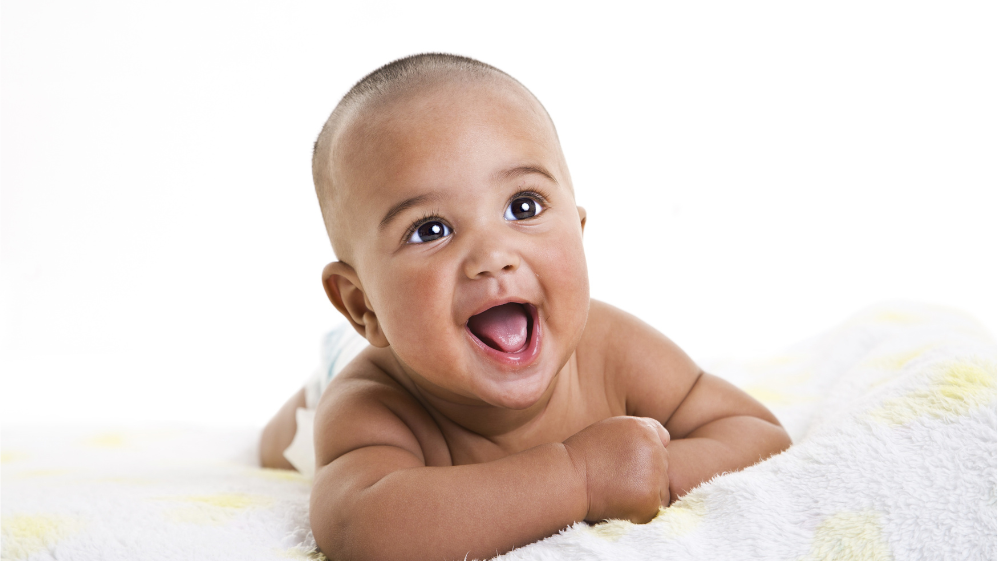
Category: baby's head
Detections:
[{"x1": 312, "y1": 54, "x2": 590, "y2": 410}]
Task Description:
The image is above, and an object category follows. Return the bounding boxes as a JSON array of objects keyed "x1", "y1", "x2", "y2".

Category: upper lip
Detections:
[{"x1": 464, "y1": 297, "x2": 535, "y2": 324}]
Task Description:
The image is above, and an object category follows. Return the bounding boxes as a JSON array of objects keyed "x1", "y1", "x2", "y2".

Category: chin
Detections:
[{"x1": 479, "y1": 368, "x2": 554, "y2": 410}]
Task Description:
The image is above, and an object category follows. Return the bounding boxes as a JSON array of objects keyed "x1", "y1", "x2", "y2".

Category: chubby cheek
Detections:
[
  {"x1": 371, "y1": 260, "x2": 464, "y2": 366},
  {"x1": 534, "y1": 227, "x2": 590, "y2": 344}
]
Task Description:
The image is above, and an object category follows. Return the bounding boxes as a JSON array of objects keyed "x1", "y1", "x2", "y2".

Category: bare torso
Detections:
[
  {"x1": 317, "y1": 300, "x2": 631, "y2": 468},
  {"x1": 305, "y1": 299, "x2": 790, "y2": 561}
]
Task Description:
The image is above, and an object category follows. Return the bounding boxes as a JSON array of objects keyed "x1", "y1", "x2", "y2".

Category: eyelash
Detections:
[
  {"x1": 508, "y1": 189, "x2": 551, "y2": 211},
  {"x1": 400, "y1": 189, "x2": 552, "y2": 245},
  {"x1": 402, "y1": 211, "x2": 449, "y2": 245}
]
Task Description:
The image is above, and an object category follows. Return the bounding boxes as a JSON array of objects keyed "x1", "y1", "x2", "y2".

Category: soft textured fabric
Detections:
[
  {"x1": 2, "y1": 302, "x2": 994, "y2": 561},
  {"x1": 497, "y1": 302, "x2": 997, "y2": 560}
]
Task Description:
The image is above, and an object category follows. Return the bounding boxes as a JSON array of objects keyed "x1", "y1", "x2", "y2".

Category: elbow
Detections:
[
  {"x1": 310, "y1": 485, "x2": 417, "y2": 561},
  {"x1": 310, "y1": 483, "x2": 374, "y2": 561},
  {"x1": 310, "y1": 487, "x2": 349, "y2": 561},
  {"x1": 310, "y1": 503, "x2": 379, "y2": 561},
  {"x1": 736, "y1": 416, "x2": 793, "y2": 464},
  {"x1": 764, "y1": 422, "x2": 793, "y2": 459},
  {"x1": 778, "y1": 426, "x2": 793, "y2": 452},
  {"x1": 310, "y1": 509, "x2": 340, "y2": 561}
]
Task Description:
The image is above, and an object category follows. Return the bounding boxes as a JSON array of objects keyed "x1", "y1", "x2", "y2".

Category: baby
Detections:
[{"x1": 260, "y1": 53, "x2": 791, "y2": 561}]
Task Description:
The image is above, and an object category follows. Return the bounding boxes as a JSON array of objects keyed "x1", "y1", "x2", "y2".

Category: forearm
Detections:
[
  {"x1": 313, "y1": 442, "x2": 587, "y2": 561},
  {"x1": 665, "y1": 415, "x2": 791, "y2": 501}
]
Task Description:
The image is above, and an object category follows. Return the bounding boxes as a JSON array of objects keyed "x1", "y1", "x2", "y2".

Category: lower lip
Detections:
[{"x1": 465, "y1": 304, "x2": 542, "y2": 368}]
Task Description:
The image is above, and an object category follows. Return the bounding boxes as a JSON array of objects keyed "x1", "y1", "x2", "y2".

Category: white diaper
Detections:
[{"x1": 282, "y1": 324, "x2": 368, "y2": 478}]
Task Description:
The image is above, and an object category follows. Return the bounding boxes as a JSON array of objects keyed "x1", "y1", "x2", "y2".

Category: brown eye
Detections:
[
  {"x1": 504, "y1": 197, "x2": 542, "y2": 221},
  {"x1": 407, "y1": 220, "x2": 451, "y2": 243}
]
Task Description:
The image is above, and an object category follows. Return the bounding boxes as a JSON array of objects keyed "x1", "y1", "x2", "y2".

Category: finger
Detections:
[
  {"x1": 640, "y1": 417, "x2": 670, "y2": 447},
  {"x1": 658, "y1": 442, "x2": 672, "y2": 507},
  {"x1": 660, "y1": 468, "x2": 672, "y2": 508},
  {"x1": 656, "y1": 424, "x2": 670, "y2": 447}
]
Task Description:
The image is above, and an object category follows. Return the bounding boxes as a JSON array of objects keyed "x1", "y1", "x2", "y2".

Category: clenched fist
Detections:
[{"x1": 564, "y1": 416, "x2": 671, "y2": 524}]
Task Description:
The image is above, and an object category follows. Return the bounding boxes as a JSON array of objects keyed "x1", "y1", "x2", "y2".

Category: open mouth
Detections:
[{"x1": 466, "y1": 302, "x2": 538, "y2": 360}]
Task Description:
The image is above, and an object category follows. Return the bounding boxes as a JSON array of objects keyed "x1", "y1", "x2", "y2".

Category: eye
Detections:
[
  {"x1": 407, "y1": 220, "x2": 451, "y2": 244},
  {"x1": 504, "y1": 197, "x2": 543, "y2": 221}
]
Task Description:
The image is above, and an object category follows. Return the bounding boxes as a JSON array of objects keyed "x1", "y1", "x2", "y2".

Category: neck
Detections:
[{"x1": 384, "y1": 351, "x2": 580, "y2": 448}]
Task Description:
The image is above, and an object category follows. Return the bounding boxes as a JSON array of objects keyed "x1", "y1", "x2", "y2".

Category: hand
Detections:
[{"x1": 563, "y1": 416, "x2": 671, "y2": 524}]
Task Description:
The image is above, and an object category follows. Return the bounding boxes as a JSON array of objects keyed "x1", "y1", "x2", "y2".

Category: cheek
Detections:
[
  {"x1": 372, "y1": 260, "x2": 457, "y2": 348},
  {"x1": 535, "y1": 227, "x2": 590, "y2": 313}
]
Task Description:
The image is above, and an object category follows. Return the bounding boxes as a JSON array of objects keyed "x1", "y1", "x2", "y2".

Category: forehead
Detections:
[
  {"x1": 328, "y1": 79, "x2": 566, "y2": 253},
  {"x1": 337, "y1": 79, "x2": 558, "y2": 184}
]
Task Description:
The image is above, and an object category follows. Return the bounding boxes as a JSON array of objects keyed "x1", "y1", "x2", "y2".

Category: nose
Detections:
[{"x1": 462, "y1": 231, "x2": 521, "y2": 279}]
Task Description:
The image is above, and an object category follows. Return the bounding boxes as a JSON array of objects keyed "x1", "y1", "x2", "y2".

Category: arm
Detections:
[
  {"x1": 310, "y1": 377, "x2": 671, "y2": 561},
  {"x1": 659, "y1": 373, "x2": 791, "y2": 500},
  {"x1": 259, "y1": 387, "x2": 306, "y2": 470},
  {"x1": 310, "y1": 379, "x2": 585, "y2": 561},
  {"x1": 313, "y1": 442, "x2": 586, "y2": 561},
  {"x1": 591, "y1": 301, "x2": 791, "y2": 502}
]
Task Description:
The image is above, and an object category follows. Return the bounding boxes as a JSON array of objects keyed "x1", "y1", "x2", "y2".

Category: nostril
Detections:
[{"x1": 463, "y1": 244, "x2": 520, "y2": 279}]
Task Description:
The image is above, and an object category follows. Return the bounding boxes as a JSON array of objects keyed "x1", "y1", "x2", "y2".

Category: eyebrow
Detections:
[
  {"x1": 494, "y1": 165, "x2": 558, "y2": 184},
  {"x1": 379, "y1": 193, "x2": 442, "y2": 231}
]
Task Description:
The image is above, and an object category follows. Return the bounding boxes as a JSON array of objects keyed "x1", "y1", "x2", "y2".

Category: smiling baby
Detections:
[{"x1": 260, "y1": 53, "x2": 791, "y2": 561}]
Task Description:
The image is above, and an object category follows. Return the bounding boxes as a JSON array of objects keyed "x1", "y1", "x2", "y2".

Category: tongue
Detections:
[{"x1": 468, "y1": 303, "x2": 529, "y2": 353}]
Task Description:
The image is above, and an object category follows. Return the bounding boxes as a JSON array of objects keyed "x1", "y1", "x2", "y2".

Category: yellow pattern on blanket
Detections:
[
  {"x1": 802, "y1": 510, "x2": 892, "y2": 561},
  {"x1": 162, "y1": 493, "x2": 274, "y2": 525},
  {"x1": 868, "y1": 359, "x2": 997, "y2": 425},
  {"x1": 1, "y1": 514, "x2": 84, "y2": 561}
]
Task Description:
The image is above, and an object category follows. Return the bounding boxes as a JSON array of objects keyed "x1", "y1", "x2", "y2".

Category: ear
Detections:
[
  {"x1": 577, "y1": 206, "x2": 587, "y2": 234},
  {"x1": 321, "y1": 261, "x2": 390, "y2": 348}
]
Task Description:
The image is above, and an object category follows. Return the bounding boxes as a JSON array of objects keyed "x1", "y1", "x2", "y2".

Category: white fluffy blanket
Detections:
[{"x1": 2, "y1": 303, "x2": 995, "y2": 560}]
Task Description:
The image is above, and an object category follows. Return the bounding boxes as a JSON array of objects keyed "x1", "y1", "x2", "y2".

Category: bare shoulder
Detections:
[
  {"x1": 313, "y1": 347, "x2": 449, "y2": 470},
  {"x1": 578, "y1": 300, "x2": 702, "y2": 427}
]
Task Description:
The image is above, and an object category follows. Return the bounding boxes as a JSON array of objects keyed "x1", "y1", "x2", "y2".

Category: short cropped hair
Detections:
[{"x1": 311, "y1": 53, "x2": 548, "y2": 255}]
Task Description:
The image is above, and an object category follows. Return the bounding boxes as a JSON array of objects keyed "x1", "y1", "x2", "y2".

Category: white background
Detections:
[{"x1": 2, "y1": 1, "x2": 995, "y2": 427}]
